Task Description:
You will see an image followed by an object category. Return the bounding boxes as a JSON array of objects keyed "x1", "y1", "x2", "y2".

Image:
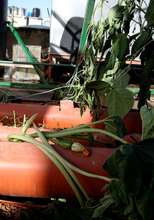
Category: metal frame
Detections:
[{"x1": 0, "y1": 1, "x2": 95, "y2": 89}]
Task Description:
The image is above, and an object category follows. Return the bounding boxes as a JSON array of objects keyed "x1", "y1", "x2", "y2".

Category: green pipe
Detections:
[
  {"x1": 0, "y1": 81, "x2": 63, "y2": 89},
  {"x1": 7, "y1": 22, "x2": 47, "y2": 83},
  {"x1": 78, "y1": 0, "x2": 95, "y2": 55}
]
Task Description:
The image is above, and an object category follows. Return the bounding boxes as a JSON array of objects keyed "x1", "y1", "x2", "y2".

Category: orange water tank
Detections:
[{"x1": 0, "y1": 141, "x2": 113, "y2": 199}]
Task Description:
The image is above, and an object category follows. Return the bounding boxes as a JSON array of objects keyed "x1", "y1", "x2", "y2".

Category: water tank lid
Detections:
[{"x1": 32, "y1": 8, "x2": 41, "y2": 17}]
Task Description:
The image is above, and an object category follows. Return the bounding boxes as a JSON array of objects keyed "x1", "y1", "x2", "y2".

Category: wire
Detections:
[{"x1": 4, "y1": 85, "x2": 72, "y2": 102}]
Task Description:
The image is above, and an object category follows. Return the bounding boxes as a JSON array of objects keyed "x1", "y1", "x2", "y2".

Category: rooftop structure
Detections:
[{"x1": 7, "y1": 6, "x2": 50, "y2": 27}]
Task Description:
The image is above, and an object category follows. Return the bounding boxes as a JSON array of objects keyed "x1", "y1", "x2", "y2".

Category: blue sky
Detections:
[{"x1": 8, "y1": 0, "x2": 51, "y2": 18}]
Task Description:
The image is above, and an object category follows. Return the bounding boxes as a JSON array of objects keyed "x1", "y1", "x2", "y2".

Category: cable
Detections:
[{"x1": 4, "y1": 85, "x2": 71, "y2": 102}]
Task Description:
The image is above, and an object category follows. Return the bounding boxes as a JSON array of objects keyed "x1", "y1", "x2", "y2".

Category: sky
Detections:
[{"x1": 8, "y1": 0, "x2": 51, "y2": 18}]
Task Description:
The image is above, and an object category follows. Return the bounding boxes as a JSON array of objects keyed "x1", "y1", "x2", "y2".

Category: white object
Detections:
[{"x1": 49, "y1": 0, "x2": 116, "y2": 55}]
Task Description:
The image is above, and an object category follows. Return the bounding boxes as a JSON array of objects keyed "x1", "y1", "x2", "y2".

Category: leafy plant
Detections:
[
  {"x1": 8, "y1": 115, "x2": 127, "y2": 207},
  {"x1": 6, "y1": 0, "x2": 154, "y2": 219},
  {"x1": 66, "y1": 0, "x2": 154, "y2": 119},
  {"x1": 92, "y1": 137, "x2": 154, "y2": 220},
  {"x1": 140, "y1": 105, "x2": 154, "y2": 139}
]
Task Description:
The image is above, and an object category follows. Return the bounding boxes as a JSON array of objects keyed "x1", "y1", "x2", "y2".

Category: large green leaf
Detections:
[
  {"x1": 131, "y1": 31, "x2": 152, "y2": 57},
  {"x1": 114, "y1": 70, "x2": 130, "y2": 88},
  {"x1": 104, "y1": 116, "x2": 127, "y2": 137},
  {"x1": 121, "y1": 150, "x2": 142, "y2": 195},
  {"x1": 105, "y1": 144, "x2": 142, "y2": 195},
  {"x1": 112, "y1": 33, "x2": 129, "y2": 61},
  {"x1": 145, "y1": 0, "x2": 154, "y2": 26},
  {"x1": 108, "y1": 4, "x2": 124, "y2": 28},
  {"x1": 136, "y1": 188, "x2": 154, "y2": 220},
  {"x1": 103, "y1": 147, "x2": 123, "y2": 178},
  {"x1": 135, "y1": 138, "x2": 154, "y2": 165},
  {"x1": 108, "y1": 180, "x2": 128, "y2": 206},
  {"x1": 106, "y1": 87, "x2": 134, "y2": 117},
  {"x1": 85, "y1": 80, "x2": 111, "y2": 92},
  {"x1": 140, "y1": 106, "x2": 154, "y2": 139},
  {"x1": 92, "y1": 195, "x2": 114, "y2": 219}
]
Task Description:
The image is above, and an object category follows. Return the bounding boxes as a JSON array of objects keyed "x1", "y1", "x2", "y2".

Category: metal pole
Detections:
[
  {"x1": 7, "y1": 22, "x2": 47, "y2": 83},
  {"x1": 0, "y1": 0, "x2": 8, "y2": 60},
  {"x1": 78, "y1": 0, "x2": 95, "y2": 55}
]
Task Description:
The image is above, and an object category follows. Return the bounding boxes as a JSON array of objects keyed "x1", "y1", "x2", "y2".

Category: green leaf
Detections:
[
  {"x1": 145, "y1": 0, "x2": 154, "y2": 26},
  {"x1": 121, "y1": 150, "x2": 142, "y2": 195},
  {"x1": 85, "y1": 80, "x2": 111, "y2": 92},
  {"x1": 104, "y1": 116, "x2": 127, "y2": 137},
  {"x1": 131, "y1": 31, "x2": 152, "y2": 57},
  {"x1": 92, "y1": 195, "x2": 114, "y2": 219},
  {"x1": 103, "y1": 145, "x2": 128, "y2": 178},
  {"x1": 108, "y1": 5, "x2": 124, "y2": 28},
  {"x1": 108, "y1": 180, "x2": 128, "y2": 206},
  {"x1": 124, "y1": 197, "x2": 135, "y2": 216},
  {"x1": 106, "y1": 88, "x2": 134, "y2": 117},
  {"x1": 136, "y1": 189, "x2": 154, "y2": 219},
  {"x1": 135, "y1": 138, "x2": 154, "y2": 165},
  {"x1": 105, "y1": 52, "x2": 116, "y2": 70},
  {"x1": 22, "y1": 114, "x2": 37, "y2": 134},
  {"x1": 112, "y1": 33, "x2": 129, "y2": 61},
  {"x1": 114, "y1": 71, "x2": 130, "y2": 88},
  {"x1": 140, "y1": 106, "x2": 154, "y2": 139}
]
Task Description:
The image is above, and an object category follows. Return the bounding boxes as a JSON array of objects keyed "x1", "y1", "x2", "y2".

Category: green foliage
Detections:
[
  {"x1": 104, "y1": 115, "x2": 127, "y2": 137},
  {"x1": 108, "y1": 4, "x2": 124, "y2": 30},
  {"x1": 93, "y1": 139, "x2": 154, "y2": 220},
  {"x1": 140, "y1": 105, "x2": 154, "y2": 139},
  {"x1": 106, "y1": 87, "x2": 134, "y2": 117},
  {"x1": 66, "y1": 0, "x2": 154, "y2": 120},
  {"x1": 112, "y1": 33, "x2": 129, "y2": 61},
  {"x1": 67, "y1": 0, "x2": 137, "y2": 119},
  {"x1": 131, "y1": 31, "x2": 152, "y2": 57},
  {"x1": 85, "y1": 80, "x2": 111, "y2": 93},
  {"x1": 92, "y1": 195, "x2": 114, "y2": 219},
  {"x1": 145, "y1": 0, "x2": 154, "y2": 26}
]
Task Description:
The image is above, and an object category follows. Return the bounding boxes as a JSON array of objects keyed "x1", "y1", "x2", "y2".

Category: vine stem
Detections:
[
  {"x1": 33, "y1": 124, "x2": 89, "y2": 201},
  {"x1": 8, "y1": 117, "x2": 123, "y2": 204},
  {"x1": 32, "y1": 127, "x2": 128, "y2": 145},
  {"x1": 9, "y1": 133, "x2": 88, "y2": 206},
  {"x1": 9, "y1": 133, "x2": 113, "y2": 182}
]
